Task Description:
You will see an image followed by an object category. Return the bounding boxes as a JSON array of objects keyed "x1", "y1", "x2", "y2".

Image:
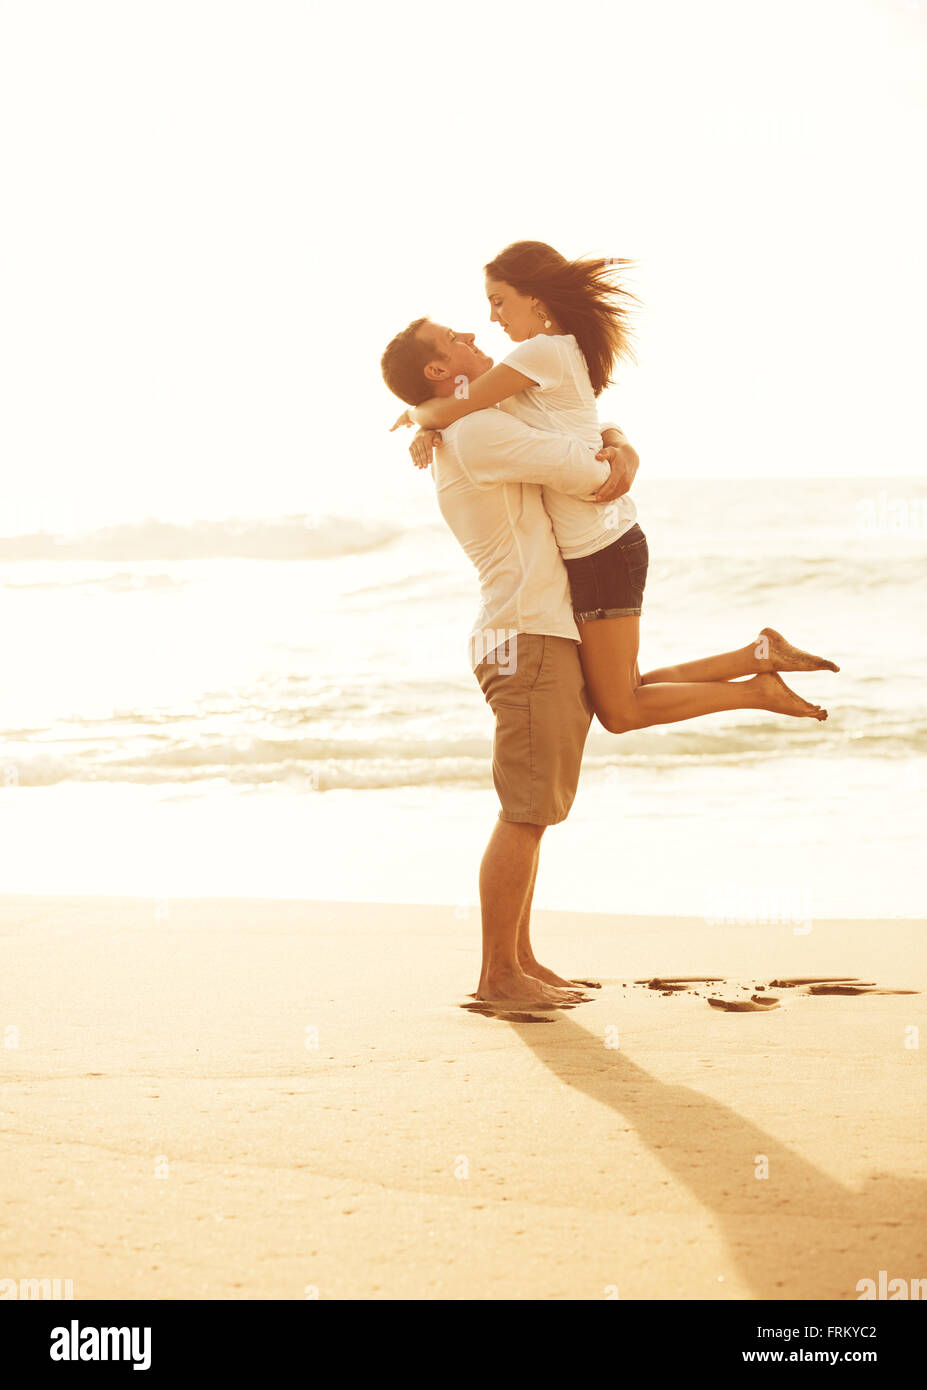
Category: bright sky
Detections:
[{"x1": 1, "y1": 0, "x2": 924, "y2": 532}]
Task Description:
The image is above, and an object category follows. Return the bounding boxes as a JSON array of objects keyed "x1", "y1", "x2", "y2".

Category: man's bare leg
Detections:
[
  {"x1": 641, "y1": 627, "x2": 839, "y2": 686},
  {"x1": 514, "y1": 841, "x2": 599, "y2": 989},
  {"x1": 477, "y1": 819, "x2": 586, "y2": 1005}
]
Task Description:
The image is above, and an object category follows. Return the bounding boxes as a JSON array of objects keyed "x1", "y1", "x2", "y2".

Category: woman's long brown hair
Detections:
[{"x1": 484, "y1": 241, "x2": 636, "y2": 396}]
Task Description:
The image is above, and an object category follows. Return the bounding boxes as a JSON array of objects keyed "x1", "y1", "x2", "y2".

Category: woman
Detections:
[{"x1": 392, "y1": 241, "x2": 838, "y2": 731}]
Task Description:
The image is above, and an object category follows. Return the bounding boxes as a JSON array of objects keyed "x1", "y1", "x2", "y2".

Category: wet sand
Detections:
[{"x1": 1, "y1": 895, "x2": 924, "y2": 1300}]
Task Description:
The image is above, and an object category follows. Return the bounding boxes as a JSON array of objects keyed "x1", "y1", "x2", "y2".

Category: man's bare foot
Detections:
[
  {"x1": 751, "y1": 671, "x2": 828, "y2": 721},
  {"x1": 756, "y1": 627, "x2": 839, "y2": 673},
  {"x1": 519, "y1": 958, "x2": 601, "y2": 990},
  {"x1": 477, "y1": 966, "x2": 590, "y2": 1006}
]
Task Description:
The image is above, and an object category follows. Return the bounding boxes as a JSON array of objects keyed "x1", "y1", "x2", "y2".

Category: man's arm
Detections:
[
  {"x1": 600, "y1": 422, "x2": 627, "y2": 447},
  {"x1": 407, "y1": 421, "x2": 631, "y2": 477},
  {"x1": 450, "y1": 410, "x2": 609, "y2": 496},
  {"x1": 596, "y1": 420, "x2": 639, "y2": 502}
]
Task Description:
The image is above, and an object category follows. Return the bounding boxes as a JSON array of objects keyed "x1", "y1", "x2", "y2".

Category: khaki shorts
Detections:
[{"x1": 474, "y1": 633, "x2": 592, "y2": 826}]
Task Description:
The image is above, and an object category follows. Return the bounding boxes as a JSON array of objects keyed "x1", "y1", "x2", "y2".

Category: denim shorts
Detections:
[{"x1": 563, "y1": 524, "x2": 649, "y2": 621}]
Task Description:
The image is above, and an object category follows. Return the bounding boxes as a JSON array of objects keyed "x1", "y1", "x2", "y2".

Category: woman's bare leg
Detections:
[
  {"x1": 641, "y1": 642, "x2": 760, "y2": 685},
  {"x1": 641, "y1": 628, "x2": 839, "y2": 685},
  {"x1": 579, "y1": 617, "x2": 828, "y2": 734}
]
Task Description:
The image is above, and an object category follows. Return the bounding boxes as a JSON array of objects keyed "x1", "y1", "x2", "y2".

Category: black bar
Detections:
[{"x1": 2, "y1": 1298, "x2": 922, "y2": 1375}]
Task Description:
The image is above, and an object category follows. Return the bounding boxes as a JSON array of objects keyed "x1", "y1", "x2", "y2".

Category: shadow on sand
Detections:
[{"x1": 502, "y1": 1008, "x2": 926, "y2": 1299}]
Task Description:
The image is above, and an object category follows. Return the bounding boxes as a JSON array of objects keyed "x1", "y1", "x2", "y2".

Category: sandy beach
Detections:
[{"x1": 1, "y1": 894, "x2": 923, "y2": 1301}]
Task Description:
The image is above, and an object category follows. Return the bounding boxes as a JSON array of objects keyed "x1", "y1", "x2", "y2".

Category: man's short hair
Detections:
[{"x1": 380, "y1": 317, "x2": 445, "y2": 406}]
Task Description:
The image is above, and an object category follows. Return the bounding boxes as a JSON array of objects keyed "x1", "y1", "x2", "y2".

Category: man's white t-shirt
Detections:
[{"x1": 499, "y1": 333, "x2": 638, "y2": 560}]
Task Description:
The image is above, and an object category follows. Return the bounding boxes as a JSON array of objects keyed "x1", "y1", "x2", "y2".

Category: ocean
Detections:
[{"x1": 1, "y1": 477, "x2": 924, "y2": 922}]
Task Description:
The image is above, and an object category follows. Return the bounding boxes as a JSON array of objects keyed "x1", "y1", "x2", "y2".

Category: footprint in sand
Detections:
[
  {"x1": 462, "y1": 976, "x2": 919, "y2": 1020},
  {"x1": 708, "y1": 995, "x2": 781, "y2": 1012},
  {"x1": 459, "y1": 1001, "x2": 558, "y2": 1023},
  {"x1": 768, "y1": 977, "x2": 919, "y2": 997},
  {"x1": 635, "y1": 977, "x2": 725, "y2": 992},
  {"x1": 805, "y1": 983, "x2": 918, "y2": 996},
  {"x1": 769, "y1": 976, "x2": 859, "y2": 987}
]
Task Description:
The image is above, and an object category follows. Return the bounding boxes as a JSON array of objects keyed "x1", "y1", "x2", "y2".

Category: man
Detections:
[{"x1": 381, "y1": 318, "x2": 638, "y2": 1006}]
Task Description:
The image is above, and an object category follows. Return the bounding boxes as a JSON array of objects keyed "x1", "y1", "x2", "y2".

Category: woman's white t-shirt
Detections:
[{"x1": 498, "y1": 333, "x2": 637, "y2": 560}]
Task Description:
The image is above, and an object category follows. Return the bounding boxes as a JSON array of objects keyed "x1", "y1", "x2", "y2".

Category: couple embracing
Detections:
[{"x1": 381, "y1": 240, "x2": 837, "y2": 1008}]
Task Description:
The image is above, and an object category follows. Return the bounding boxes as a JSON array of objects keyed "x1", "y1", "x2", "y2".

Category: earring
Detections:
[{"x1": 536, "y1": 306, "x2": 552, "y2": 329}]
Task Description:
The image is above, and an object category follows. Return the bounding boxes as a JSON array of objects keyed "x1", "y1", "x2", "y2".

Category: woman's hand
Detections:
[
  {"x1": 390, "y1": 409, "x2": 415, "y2": 432},
  {"x1": 593, "y1": 444, "x2": 639, "y2": 503},
  {"x1": 410, "y1": 429, "x2": 441, "y2": 469}
]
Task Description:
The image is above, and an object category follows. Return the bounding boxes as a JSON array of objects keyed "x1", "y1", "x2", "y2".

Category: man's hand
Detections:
[
  {"x1": 410, "y1": 428, "x2": 441, "y2": 469},
  {"x1": 593, "y1": 443, "x2": 639, "y2": 503}
]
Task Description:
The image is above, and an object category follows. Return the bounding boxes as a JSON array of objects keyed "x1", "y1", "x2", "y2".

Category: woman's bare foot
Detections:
[
  {"x1": 757, "y1": 627, "x2": 840, "y2": 673},
  {"x1": 477, "y1": 966, "x2": 591, "y2": 1006},
  {"x1": 751, "y1": 671, "x2": 828, "y2": 720}
]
